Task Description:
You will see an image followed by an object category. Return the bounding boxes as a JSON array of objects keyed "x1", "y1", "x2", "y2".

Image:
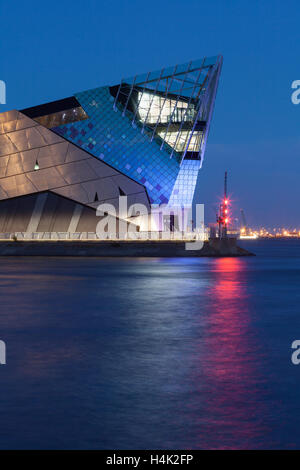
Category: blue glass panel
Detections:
[
  {"x1": 51, "y1": 55, "x2": 221, "y2": 207},
  {"x1": 168, "y1": 160, "x2": 201, "y2": 206},
  {"x1": 53, "y1": 86, "x2": 180, "y2": 204}
]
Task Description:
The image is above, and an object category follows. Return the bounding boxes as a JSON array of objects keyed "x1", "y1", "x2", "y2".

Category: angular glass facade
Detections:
[
  {"x1": 27, "y1": 56, "x2": 223, "y2": 207},
  {"x1": 0, "y1": 56, "x2": 222, "y2": 238},
  {"x1": 53, "y1": 86, "x2": 180, "y2": 204}
]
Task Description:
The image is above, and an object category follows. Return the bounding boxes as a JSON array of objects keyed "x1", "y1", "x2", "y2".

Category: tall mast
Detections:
[{"x1": 223, "y1": 171, "x2": 228, "y2": 238}]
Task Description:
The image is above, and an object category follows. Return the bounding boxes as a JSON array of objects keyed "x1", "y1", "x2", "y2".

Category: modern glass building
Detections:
[{"x1": 0, "y1": 56, "x2": 222, "y2": 237}]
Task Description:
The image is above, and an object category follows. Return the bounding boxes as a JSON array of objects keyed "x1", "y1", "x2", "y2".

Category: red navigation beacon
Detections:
[{"x1": 217, "y1": 172, "x2": 229, "y2": 239}]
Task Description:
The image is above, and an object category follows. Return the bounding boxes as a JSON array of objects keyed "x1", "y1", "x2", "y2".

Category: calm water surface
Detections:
[{"x1": 0, "y1": 239, "x2": 300, "y2": 449}]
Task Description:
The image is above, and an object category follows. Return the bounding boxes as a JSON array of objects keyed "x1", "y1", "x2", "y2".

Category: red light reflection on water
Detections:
[{"x1": 188, "y1": 257, "x2": 269, "y2": 449}]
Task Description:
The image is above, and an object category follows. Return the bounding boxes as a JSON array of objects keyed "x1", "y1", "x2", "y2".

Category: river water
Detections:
[{"x1": 0, "y1": 239, "x2": 300, "y2": 449}]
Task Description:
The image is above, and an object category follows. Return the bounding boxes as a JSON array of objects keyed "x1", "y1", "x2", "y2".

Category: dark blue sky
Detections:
[{"x1": 1, "y1": 0, "x2": 300, "y2": 227}]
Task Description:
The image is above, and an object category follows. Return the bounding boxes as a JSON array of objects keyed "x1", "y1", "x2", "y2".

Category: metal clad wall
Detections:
[
  {"x1": 0, "y1": 194, "x2": 36, "y2": 232},
  {"x1": 0, "y1": 111, "x2": 150, "y2": 219},
  {"x1": 76, "y1": 206, "x2": 102, "y2": 232},
  {"x1": 37, "y1": 192, "x2": 59, "y2": 232},
  {"x1": 0, "y1": 191, "x2": 104, "y2": 233},
  {"x1": 50, "y1": 196, "x2": 76, "y2": 232}
]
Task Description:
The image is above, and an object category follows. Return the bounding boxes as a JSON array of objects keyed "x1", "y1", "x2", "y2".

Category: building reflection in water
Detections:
[{"x1": 187, "y1": 257, "x2": 270, "y2": 449}]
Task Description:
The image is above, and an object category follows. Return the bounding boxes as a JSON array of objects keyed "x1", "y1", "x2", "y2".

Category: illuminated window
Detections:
[
  {"x1": 137, "y1": 92, "x2": 194, "y2": 125},
  {"x1": 34, "y1": 106, "x2": 88, "y2": 128},
  {"x1": 157, "y1": 130, "x2": 203, "y2": 152}
]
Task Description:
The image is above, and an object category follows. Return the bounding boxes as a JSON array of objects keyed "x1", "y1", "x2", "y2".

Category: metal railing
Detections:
[{"x1": 0, "y1": 230, "x2": 209, "y2": 242}]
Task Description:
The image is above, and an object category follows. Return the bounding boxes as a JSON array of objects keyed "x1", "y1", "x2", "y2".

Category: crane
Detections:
[
  {"x1": 240, "y1": 209, "x2": 248, "y2": 235},
  {"x1": 239, "y1": 209, "x2": 257, "y2": 239}
]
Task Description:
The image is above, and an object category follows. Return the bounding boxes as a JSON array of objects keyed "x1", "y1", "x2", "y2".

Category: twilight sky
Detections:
[{"x1": 1, "y1": 0, "x2": 300, "y2": 227}]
